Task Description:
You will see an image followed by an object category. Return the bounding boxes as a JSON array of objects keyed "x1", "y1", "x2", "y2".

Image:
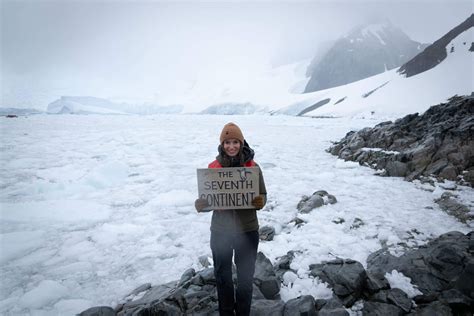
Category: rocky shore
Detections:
[
  {"x1": 328, "y1": 95, "x2": 473, "y2": 187},
  {"x1": 79, "y1": 231, "x2": 473, "y2": 315}
]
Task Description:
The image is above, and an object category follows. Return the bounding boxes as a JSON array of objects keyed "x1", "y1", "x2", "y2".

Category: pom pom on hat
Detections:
[{"x1": 220, "y1": 122, "x2": 244, "y2": 144}]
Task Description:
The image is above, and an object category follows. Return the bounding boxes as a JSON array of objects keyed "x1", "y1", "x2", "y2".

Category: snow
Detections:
[
  {"x1": 18, "y1": 280, "x2": 68, "y2": 309},
  {"x1": 385, "y1": 270, "x2": 423, "y2": 298},
  {"x1": 0, "y1": 114, "x2": 471, "y2": 314},
  {"x1": 303, "y1": 28, "x2": 474, "y2": 119}
]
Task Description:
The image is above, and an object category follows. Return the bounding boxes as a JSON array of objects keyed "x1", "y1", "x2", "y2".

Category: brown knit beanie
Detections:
[{"x1": 220, "y1": 122, "x2": 244, "y2": 144}]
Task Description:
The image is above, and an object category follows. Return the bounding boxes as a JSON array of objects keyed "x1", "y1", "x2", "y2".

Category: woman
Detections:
[{"x1": 195, "y1": 122, "x2": 267, "y2": 316}]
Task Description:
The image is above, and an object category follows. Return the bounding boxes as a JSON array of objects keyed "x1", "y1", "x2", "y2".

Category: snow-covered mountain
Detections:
[
  {"x1": 295, "y1": 18, "x2": 474, "y2": 118},
  {"x1": 43, "y1": 16, "x2": 472, "y2": 119},
  {"x1": 303, "y1": 21, "x2": 428, "y2": 93},
  {"x1": 399, "y1": 14, "x2": 473, "y2": 77}
]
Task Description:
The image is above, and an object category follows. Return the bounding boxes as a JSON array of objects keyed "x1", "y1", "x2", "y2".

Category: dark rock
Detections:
[
  {"x1": 252, "y1": 283, "x2": 266, "y2": 300},
  {"x1": 350, "y1": 218, "x2": 365, "y2": 229},
  {"x1": 254, "y1": 252, "x2": 281, "y2": 299},
  {"x1": 297, "y1": 190, "x2": 338, "y2": 213},
  {"x1": 327, "y1": 194, "x2": 338, "y2": 204},
  {"x1": 289, "y1": 217, "x2": 306, "y2": 227},
  {"x1": 365, "y1": 273, "x2": 390, "y2": 294},
  {"x1": 439, "y1": 288, "x2": 473, "y2": 314},
  {"x1": 79, "y1": 306, "x2": 116, "y2": 316},
  {"x1": 283, "y1": 295, "x2": 317, "y2": 316},
  {"x1": 274, "y1": 251, "x2": 296, "y2": 280},
  {"x1": 123, "y1": 281, "x2": 176, "y2": 310},
  {"x1": 250, "y1": 299, "x2": 285, "y2": 315},
  {"x1": 298, "y1": 194, "x2": 324, "y2": 213},
  {"x1": 362, "y1": 301, "x2": 403, "y2": 316},
  {"x1": 435, "y1": 192, "x2": 473, "y2": 223},
  {"x1": 327, "y1": 95, "x2": 474, "y2": 187},
  {"x1": 310, "y1": 259, "x2": 367, "y2": 307},
  {"x1": 317, "y1": 297, "x2": 349, "y2": 316},
  {"x1": 386, "y1": 161, "x2": 408, "y2": 177},
  {"x1": 408, "y1": 301, "x2": 453, "y2": 316},
  {"x1": 399, "y1": 14, "x2": 474, "y2": 77},
  {"x1": 332, "y1": 217, "x2": 345, "y2": 224},
  {"x1": 413, "y1": 293, "x2": 439, "y2": 304},
  {"x1": 124, "y1": 283, "x2": 152, "y2": 300},
  {"x1": 197, "y1": 267, "x2": 216, "y2": 285},
  {"x1": 369, "y1": 288, "x2": 412, "y2": 313},
  {"x1": 259, "y1": 225, "x2": 276, "y2": 241},
  {"x1": 367, "y1": 231, "x2": 473, "y2": 297},
  {"x1": 178, "y1": 268, "x2": 195, "y2": 286}
]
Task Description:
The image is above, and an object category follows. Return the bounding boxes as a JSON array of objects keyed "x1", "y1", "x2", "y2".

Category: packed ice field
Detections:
[{"x1": 0, "y1": 114, "x2": 472, "y2": 315}]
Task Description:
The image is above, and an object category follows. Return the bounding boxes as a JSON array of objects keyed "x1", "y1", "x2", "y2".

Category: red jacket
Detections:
[{"x1": 208, "y1": 159, "x2": 256, "y2": 168}]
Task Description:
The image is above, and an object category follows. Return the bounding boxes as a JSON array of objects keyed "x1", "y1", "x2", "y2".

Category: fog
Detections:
[{"x1": 1, "y1": 0, "x2": 471, "y2": 109}]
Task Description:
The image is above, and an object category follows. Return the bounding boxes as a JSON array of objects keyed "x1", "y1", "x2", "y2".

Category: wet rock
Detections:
[
  {"x1": 259, "y1": 225, "x2": 276, "y2": 241},
  {"x1": 283, "y1": 295, "x2": 317, "y2": 316},
  {"x1": 310, "y1": 259, "x2": 366, "y2": 307}
]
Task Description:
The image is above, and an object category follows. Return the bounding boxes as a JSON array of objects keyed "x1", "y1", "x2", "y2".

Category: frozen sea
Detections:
[{"x1": 0, "y1": 114, "x2": 472, "y2": 315}]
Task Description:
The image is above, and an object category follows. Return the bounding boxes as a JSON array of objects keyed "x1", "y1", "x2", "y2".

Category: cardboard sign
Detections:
[{"x1": 197, "y1": 167, "x2": 260, "y2": 210}]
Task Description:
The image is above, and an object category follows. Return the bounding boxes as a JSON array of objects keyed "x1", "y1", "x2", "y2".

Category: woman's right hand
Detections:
[{"x1": 195, "y1": 198, "x2": 210, "y2": 212}]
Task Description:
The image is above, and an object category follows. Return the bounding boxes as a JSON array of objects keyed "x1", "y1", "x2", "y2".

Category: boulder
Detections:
[
  {"x1": 297, "y1": 190, "x2": 338, "y2": 213},
  {"x1": 250, "y1": 299, "x2": 285, "y2": 315},
  {"x1": 259, "y1": 225, "x2": 276, "y2": 241},
  {"x1": 254, "y1": 252, "x2": 281, "y2": 299},
  {"x1": 317, "y1": 297, "x2": 349, "y2": 316},
  {"x1": 362, "y1": 301, "x2": 404, "y2": 316},
  {"x1": 283, "y1": 295, "x2": 317, "y2": 316},
  {"x1": 367, "y1": 231, "x2": 473, "y2": 297},
  {"x1": 369, "y1": 288, "x2": 412, "y2": 313},
  {"x1": 310, "y1": 259, "x2": 367, "y2": 307},
  {"x1": 407, "y1": 301, "x2": 453, "y2": 316},
  {"x1": 79, "y1": 306, "x2": 116, "y2": 316}
]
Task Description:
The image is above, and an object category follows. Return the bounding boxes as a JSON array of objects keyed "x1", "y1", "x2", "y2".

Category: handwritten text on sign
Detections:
[{"x1": 197, "y1": 167, "x2": 260, "y2": 210}]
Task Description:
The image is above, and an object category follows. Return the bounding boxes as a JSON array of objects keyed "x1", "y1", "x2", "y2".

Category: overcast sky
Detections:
[{"x1": 1, "y1": 0, "x2": 472, "y2": 109}]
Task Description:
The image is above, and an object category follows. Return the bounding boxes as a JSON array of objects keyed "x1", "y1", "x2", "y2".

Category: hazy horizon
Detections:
[{"x1": 1, "y1": 0, "x2": 472, "y2": 109}]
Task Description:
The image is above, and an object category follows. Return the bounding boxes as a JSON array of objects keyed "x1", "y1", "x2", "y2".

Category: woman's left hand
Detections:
[{"x1": 251, "y1": 196, "x2": 265, "y2": 210}]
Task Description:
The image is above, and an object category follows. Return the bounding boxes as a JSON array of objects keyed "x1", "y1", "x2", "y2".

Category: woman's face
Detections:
[{"x1": 223, "y1": 139, "x2": 241, "y2": 157}]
